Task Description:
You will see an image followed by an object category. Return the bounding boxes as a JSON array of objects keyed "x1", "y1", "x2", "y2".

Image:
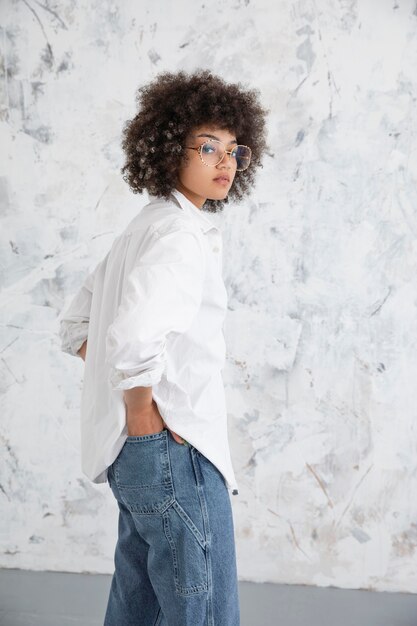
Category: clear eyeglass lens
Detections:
[{"x1": 200, "y1": 141, "x2": 251, "y2": 171}]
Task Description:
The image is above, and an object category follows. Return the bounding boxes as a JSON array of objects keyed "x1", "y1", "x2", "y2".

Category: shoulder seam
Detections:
[{"x1": 149, "y1": 218, "x2": 200, "y2": 240}]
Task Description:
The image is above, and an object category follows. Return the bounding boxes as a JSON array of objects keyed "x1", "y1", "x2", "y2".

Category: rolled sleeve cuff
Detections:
[
  {"x1": 60, "y1": 321, "x2": 89, "y2": 357},
  {"x1": 108, "y1": 363, "x2": 165, "y2": 391}
]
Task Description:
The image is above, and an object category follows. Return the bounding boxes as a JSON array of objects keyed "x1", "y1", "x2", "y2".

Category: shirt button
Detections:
[{"x1": 212, "y1": 246, "x2": 219, "y2": 253}]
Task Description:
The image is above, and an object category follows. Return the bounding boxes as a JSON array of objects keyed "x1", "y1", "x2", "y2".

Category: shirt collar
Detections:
[{"x1": 170, "y1": 188, "x2": 219, "y2": 234}]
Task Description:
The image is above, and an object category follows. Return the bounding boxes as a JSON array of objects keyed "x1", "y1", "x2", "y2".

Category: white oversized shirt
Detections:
[{"x1": 58, "y1": 188, "x2": 239, "y2": 496}]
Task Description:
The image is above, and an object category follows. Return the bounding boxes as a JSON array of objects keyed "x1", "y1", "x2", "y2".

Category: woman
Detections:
[{"x1": 59, "y1": 68, "x2": 269, "y2": 625}]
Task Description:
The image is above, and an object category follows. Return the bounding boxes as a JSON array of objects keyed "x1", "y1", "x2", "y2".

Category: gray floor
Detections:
[{"x1": 0, "y1": 568, "x2": 416, "y2": 625}]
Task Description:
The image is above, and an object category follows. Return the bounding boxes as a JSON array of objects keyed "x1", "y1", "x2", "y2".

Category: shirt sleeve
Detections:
[
  {"x1": 105, "y1": 225, "x2": 205, "y2": 391},
  {"x1": 58, "y1": 262, "x2": 99, "y2": 358}
]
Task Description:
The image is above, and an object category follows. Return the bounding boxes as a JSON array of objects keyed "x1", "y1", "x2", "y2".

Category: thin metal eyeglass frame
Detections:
[{"x1": 184, "y1": 139, "x2": 252, "y2": 171}]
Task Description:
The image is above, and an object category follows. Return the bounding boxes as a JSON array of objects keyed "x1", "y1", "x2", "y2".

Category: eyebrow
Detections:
[{"x1": 195, "y1": 133, "x2": 237, "y2": 145}]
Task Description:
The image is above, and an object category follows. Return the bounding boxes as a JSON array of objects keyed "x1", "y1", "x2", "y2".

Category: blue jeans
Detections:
[{"x1": 104, "y1": 427, "x2": 240, "y2": 625}]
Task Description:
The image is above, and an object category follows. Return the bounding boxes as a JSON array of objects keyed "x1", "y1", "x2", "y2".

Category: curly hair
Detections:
[{"x1": 120, "y1": 68, "x2": 270, "y2": 213}]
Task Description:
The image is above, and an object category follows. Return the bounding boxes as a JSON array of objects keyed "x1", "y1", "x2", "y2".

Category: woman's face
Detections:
[{"x1": 175, "y1": 125, "x2": 238, "y2": 209}]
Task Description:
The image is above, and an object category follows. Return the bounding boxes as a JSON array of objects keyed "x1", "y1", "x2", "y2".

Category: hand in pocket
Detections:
[
  {"x1": 161, "y1": 417, "x2": 187, "y2": 445},
  {"x1": 126, "y1": 399, "x2": 187, "y2": 445}
]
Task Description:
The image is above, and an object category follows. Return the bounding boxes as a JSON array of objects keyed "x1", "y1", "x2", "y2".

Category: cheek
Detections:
[
  {"x1": 177, "y1": 165, "x2": 192, "y2": 184},
  {"x1": 179, "y1": 160, "x2": 208, "y2": 184}
]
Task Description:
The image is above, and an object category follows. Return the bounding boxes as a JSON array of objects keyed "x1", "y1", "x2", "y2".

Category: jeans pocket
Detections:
[
  {"x1": 114, "y1": 429, "x2": 175, "y2": 514},
  {"x1": 163, "y1": 499, "x2": 209, "y2": 596}
]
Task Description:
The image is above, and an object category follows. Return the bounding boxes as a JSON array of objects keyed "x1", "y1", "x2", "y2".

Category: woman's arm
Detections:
[
  {"x1": 77, "y1": 339, "x2": 87, "y2": 361},
  {"x1": 59, "y1": 252, "x2": 109, "y2": 358}
]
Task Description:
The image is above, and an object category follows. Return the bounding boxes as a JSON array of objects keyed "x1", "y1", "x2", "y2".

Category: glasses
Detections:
[{"x1": 185, "y1": 139, "x2": 252, "y2": 171}]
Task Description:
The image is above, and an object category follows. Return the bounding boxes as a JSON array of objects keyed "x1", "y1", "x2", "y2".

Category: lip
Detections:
[{"x1": 213, "y1": 175, "x2": 230, "y2": 185}]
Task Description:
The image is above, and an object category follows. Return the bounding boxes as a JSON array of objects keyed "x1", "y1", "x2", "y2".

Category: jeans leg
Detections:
[
  {"x1": 191, "y1": 446, "x2": 241, "y2": 626},
  {"x1": 104, "y1": 463, "x2": 163, "y2": 626}
]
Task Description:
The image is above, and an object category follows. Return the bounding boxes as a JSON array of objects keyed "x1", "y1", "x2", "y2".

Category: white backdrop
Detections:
[{"x1": 1, "y1": 0, "x2": 417, "y2": 594}]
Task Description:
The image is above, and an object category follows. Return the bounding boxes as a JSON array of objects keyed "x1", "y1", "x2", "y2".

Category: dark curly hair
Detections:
[{"x1": 120, "y1": 68, "x2": 270, "y2": 213}]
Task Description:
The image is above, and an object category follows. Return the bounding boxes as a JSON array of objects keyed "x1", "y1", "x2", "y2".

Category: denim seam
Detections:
[
  {"x1": 162, "y1": 510, "x2": 208, "y2": 596},
  {"x1": 191, "y1": 449, "x2": 214, "y2": 624},
  {"x1": 171, "y1": 500, "x2": 207, "y2": 549},
  {"x1": 153, "y1": 606, "x2": 163, "y2": 626}
]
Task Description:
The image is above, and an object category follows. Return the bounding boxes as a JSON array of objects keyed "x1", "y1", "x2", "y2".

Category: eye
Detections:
[{"x1": 201, "y1": 143, "x2": 216, "y2": 154}]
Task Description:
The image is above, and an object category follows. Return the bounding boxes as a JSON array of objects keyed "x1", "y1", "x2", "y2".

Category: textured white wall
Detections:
[{"x1": 1, "y1": 0, "x2": 417, "y2": 594}]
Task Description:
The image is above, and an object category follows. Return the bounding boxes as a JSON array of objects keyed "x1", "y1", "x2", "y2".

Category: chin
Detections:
[
  {"x1": 207, "y1": 192, "x2": 228, "y2": 201},
  {"x1": 211, "y1": 187, "x2": 229, "y2": 196}
]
